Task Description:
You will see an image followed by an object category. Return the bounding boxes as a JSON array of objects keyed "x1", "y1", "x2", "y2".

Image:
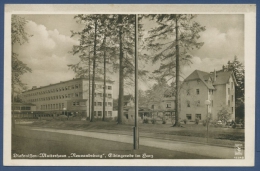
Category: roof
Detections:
[
  {"x1": 185, "y1": 70, "x2": 215, "y2": 89},
  {"x1": 210, "y1": 71, "x2": 236, "y2": 85},
  {"x1": 185, "y1": 69, "x2": 237, "y2": 88}
]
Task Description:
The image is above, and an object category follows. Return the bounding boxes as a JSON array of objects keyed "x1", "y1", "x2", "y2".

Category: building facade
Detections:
[
  {"x1": 12, "y1": 102, "x2": 36, "y2": 118},
  {"x1": 21, "y1": 78, "x2": 114, "y2": 118},
  {"x1": 180, "y1": 69, "x2": 237, "y2": 122}
]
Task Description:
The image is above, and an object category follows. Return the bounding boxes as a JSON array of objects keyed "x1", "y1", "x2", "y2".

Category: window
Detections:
[
  {"x1": 107, "y1": 94, "x2": 112, "y2": 98},
  {"x1": 151, "y1": 105, "x2": 154, "y2": 109},
  {"x1": 72, "y1": 85, "x2": 75, "y2": 89},
  {"x1": 197, "y1": 100, "x2": 200, "y2": 107},
  {"x1": 75, "y1": 85, "x2": 79, "y2": 89},
  {"x1": 186, "y1": 114, "x2": 192, "y2": 120},
  {"x1": 195, "y1": 114, "x2": 201, "y2": 120},
  {"x1": 98, "y1": 111, "x2": 102, "y2": 116},
  {"x1": 187, "y1": 90, "x2": 190, "y2": 95},
  {"x1": 108, "y1": 111, "x2": 112, "y2": 116},
  {"x1": 98, "y1": 102, "x2": 102, "y2": 106},
  {"x1": 108, "y1": 86, "x2": 112, "y2": 90},
  {"x1": 231, "y1": 82, "x2": 233, "y2": 89},
  {"x1": 73, "y1": 102, "x2": 76, "y2": 106},
  {"x1": 228, "y1": 100, "x2": 230, "y2": 106},
  {"x1": 232, "y1": 95, "x2": 234, "y2": 102},
  {"x1": 94, "y1": 111, "x2": 97, "y2": 116},
  {"x1": 232, "y1": 107, "x2": 234, "y2": 113},
  {"x1": 94, "y1": 102, "x2": 97, "y2": 106},
  {"x1": 98, "y1": 93, "x2": 102, "y2": 97},
  {"x1": 228, "y1": 88, "x2": 230, "y2": 95},
  {"x1": 187, "y1": 101, "x2": 190, "y2": 107},
  {"x1": 108, "y1": 102, "x2": 112, "y2": 106},
  {"x1": 211, "y1": 100, "x2": 213, "y2": 107},
  {"x1": 196, "y1": 89, "x2": 200, "y2": 95},
  {"x1": 166, "y1": 103, "x2": 171, "y2": 108},
  {"x1": 76, "y1": 102, "x2": 79, "y2": 106}
]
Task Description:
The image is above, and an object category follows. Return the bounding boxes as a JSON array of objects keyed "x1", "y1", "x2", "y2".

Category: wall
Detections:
[{"x1": 180, "y1": 80, "x2": 209, "y2": 121}]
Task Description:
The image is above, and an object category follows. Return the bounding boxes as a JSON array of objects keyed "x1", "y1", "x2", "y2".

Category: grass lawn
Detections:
[{"x1": 19, "y1": 118, "x2": 244, "y2": 147}]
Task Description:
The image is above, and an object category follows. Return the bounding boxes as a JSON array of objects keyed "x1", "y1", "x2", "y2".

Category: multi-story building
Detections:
[
  {"x1": 21, "y1": 78, "x2": 114, "y2": 118},
  {"x1": 180, "y1": 69, "x2": 237, "y2": 122}
]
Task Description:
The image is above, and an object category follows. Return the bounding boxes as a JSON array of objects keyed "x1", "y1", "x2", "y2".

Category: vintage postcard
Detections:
[{"x1": 4, "y1": 4, "x2": 256, "y2": 166}]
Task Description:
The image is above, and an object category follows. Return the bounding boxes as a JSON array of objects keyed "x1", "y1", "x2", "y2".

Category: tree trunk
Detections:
[
  {"x1": 118, "y1": 15, "x2": 124, "y2": 124},
  {"x1": 102, "y1": 36, "x2": 107, "y2": 121},
  {"x1": 174, "y1": 15, "x2": 180, "y2": 126},
  {"x1": 90, "y1": 19, "x2": 98, "y2": 122}
]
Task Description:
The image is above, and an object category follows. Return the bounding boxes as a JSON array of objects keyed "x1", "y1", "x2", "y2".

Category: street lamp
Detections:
[
  {"x1": 63, "y1": 108, "x2": 67, "y2": 120},
  {"x1": 204, "y1": 100, "x2": 211, "y2": 143}
]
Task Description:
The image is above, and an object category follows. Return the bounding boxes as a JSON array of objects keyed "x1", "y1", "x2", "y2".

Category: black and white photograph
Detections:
[{"x1": 4, "y1": 4, "x2": 256, "y2": 166}]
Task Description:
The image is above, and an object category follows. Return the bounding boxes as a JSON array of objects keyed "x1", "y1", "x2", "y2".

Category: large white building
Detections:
[
  {"x1": 21, "y1": 78, "x2": 114, "y2": 118},
  {"x1": 180, "y1": 69, "x2": 237, "y2": 122}
]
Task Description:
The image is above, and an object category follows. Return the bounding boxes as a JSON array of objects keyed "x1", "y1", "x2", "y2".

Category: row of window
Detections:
[
  {"x1": 95, "y1": 84, "x2": 112, "y2": 90},
  {"x1": 12, "y1": 106, "x2": 31, "y2": 110},
  {"x1": 24, "y1": 84, "x2": 82, "y2": 97},
  {"x1": 94, "y1": 102, "x2": 112, "y2": 106},
  {"x1": 95, "y1": 93, "x2": 112, "y2": 98},
  {"x1": 27, "y1": 92, "x2": 83, "y2": 102},
  {"x1": 187, "y1": 89, "x2": 200, "y2": 95},
  {"x1": 24, "y1": 84, "x2": 113, "y2": 98},
  {"x1": 94, "y1": 111, "x2": 112, "y2": 117},
  {"x1": 186, "y1": 100, "x2": 213, "y2": 107},
  {"x1": 41, "y1": 103, "x2": 65, "y2": 110},
  {"x1": 186, "y1": 114, "x2": 201, "y2": 120}
]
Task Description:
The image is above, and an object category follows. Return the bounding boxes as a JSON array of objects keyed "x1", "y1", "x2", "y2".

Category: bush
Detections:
[
  {"x1": 232, "y1": 123, "x2": 236, "y2": 128},
  {"x1": 173, "y1": 122, "x2": 181, "y2": 127},
  {"x1": 143, "y1": 118, "x2": 149, "y2": 124},
  {"x1": 151, "y1": 118, "x2": 156, "y2": 124},
  {"x1": 195, "y1": 118, "x2": 199, "y2": 124},
  {"x1": 202, "y1": 120, "x2": 207, "y2": 126},
  {"x1": 162, "y1": 120, "x2": 166, "y2": 124},
  {"x1": 183, "y1": 119, "x2": 187, "y2": 124}
]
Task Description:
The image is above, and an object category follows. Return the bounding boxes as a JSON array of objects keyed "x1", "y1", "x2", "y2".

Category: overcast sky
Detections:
[{"x1": 15, "y1": 14, "x2": 244, "y2": 97}]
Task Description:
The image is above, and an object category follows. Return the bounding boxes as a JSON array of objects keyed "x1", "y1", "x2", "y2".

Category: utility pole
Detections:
[
  {"x1": 89, "y1": 48, "x2": 91, "y2": 121},
  {"x1": 133, "y1": 14, "x2": 139, "y2": 150},
  {"x1": 175, "y1": 15, "x2": 180, "y2": 126}
]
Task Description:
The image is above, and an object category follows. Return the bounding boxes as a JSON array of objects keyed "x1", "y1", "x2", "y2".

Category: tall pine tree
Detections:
[{"x1": 145, "y1": 14, "x2": 205, "y2": 126}]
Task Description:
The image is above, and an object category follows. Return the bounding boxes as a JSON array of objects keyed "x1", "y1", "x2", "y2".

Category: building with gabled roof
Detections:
[{"x1": 180, "y1": 69, "x2": 237, "y2": 122}]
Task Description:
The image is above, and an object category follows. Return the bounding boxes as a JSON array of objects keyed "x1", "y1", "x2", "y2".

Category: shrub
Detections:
[
  {"x1": 162, "y1": 120, "x2": 166, "y2": 124},
  {"x1": 151, "y1": 118, "x2": 156, "y2": 124},
  {"x1": 173, "y1": 122, "x2": 181, "y2": 127},
  {"x1": 195, "y1": 118, "x2": 199, "y2": 124},
  {"x1": 202, "y1": 120, "x2": 207, "y2": 126},
  {"x1": 232, "y1": 122, "x2": 236, "y2": 129},
  {"x1": 183, "y1": 119, "x2": 187, "y2": 124},
  {"x1": 143, "y1": 118, "x2": 149, "y2": 124}
]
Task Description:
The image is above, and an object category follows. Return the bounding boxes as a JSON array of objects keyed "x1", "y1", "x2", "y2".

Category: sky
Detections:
[{"x1": 14, "y1": 14, "x2": 244, "y2": 97}]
